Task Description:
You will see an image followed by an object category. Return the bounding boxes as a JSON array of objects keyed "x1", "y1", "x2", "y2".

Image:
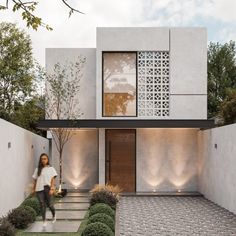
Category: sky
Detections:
[{"x1": 1, "y1": 0, "x2": 236, "y2": 65}]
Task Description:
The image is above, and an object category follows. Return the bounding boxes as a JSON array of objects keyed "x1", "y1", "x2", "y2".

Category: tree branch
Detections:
[{"x1": 61, "y1": 0, "x2": 84, "y2": 15}]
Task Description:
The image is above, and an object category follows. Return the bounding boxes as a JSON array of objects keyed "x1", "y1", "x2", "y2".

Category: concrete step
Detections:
[
  {"x1": 55, "y1": 202, "x2": 89, "y2": 210},
  {"x1": 45, "y1": 210, "x2": 87, "y2": 220},
  {"x1": 25, "y1": 220, "x2": 82, "y2": 233},
  {"x1": 58, "y1": 197, "x2": 90, "y2": 203}
]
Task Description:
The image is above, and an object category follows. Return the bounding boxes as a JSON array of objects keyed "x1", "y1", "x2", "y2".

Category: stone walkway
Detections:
[
  {"x1": 25, "y1": 192, "x2": 90, "y2": 233},
  {"x1": 117, "y1": 196, "x2": 236, "y2": 236}
]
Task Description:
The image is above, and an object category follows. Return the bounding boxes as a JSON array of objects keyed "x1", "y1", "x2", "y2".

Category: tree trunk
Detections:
[{"x1": 59, "y1": 149, "x2": 63, "y2": 192}]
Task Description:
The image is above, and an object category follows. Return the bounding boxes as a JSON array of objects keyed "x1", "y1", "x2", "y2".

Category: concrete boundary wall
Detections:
[
  {"x1": 198, "y1": 123, "x2": 236, "y2": 214},
  {"x1": 0, "y1": 119, "x2": 49, "y2": 217}
]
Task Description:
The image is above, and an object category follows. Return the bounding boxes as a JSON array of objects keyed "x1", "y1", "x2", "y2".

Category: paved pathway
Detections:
[
  {"x1": 25, "y1": 192, "x2": 90, "y2": 233},
  {"x1": 117, "y1": 196, "x2": 236, "y2": 236}
]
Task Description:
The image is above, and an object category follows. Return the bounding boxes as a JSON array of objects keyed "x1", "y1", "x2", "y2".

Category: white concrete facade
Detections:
[
  {"x1": 0, "y1": 119, "x2": 49, "y2": 217},
  {"x1": 46, "y1": 27, "x2": 209, "y2": 192}
]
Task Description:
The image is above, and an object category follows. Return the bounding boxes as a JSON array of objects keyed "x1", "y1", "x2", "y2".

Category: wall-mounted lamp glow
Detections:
[{"x1": 177, "y1": 189, "x2": 181, "y2": 193}]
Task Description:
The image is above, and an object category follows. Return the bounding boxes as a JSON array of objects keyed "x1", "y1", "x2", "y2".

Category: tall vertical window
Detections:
[{"x1": 103, "y1": 52, "x2": 137, "y2": 117}]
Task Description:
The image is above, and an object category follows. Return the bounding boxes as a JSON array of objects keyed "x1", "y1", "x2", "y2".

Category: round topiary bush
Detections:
[
  {"x1": 89, "y1": 203, "x2": 115, "y2": 219},
  {"x1": 21, "y1": 197, "x2": 40, "y2": 215},
  {"x1": 0, "y1": 218, "x2": 16, "y2": 236},
  {"x1": 18, "y1": 205, "x2": 36, "y2": 223},
  {"x1": 87, "y1": 213, "x2": 115, "y2": 232},
  {"x1": 90, "y1": 190, "x2": 118, "y2": 209},
  {"x1": 82, "y1": 222, "x2": 114, "y2": 236},
  {"x1": 7, "y1": 207, "x2": 33, "y2": 229}
]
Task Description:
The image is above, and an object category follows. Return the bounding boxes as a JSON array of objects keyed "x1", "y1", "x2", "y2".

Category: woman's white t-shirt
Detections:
[{"x1": 32, "y1": 166, "x2": 57, "y2": 192}]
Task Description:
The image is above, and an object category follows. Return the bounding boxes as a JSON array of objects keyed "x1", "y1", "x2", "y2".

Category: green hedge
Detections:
[
  {"x1": 7, "y1": 207, "x2": 33, "y2": 229},
  {"x1": 0, "y1": 218, "x2": 16, "y2": 236},
  {"x1": 82, "y1": 222, "x2": 114, "y2": 236},
  {"x1": 18, "y1": 205, "x2": 36, "y2": 223},
  {"x1": 89, "y1": 203, "x2": 115, "y2": 219},
  {"x1": 88, "y1": 213, "x2": 115, "y2": 232},
  {"x1": 21, "y1": 197, "x2": 41, "y2": 215}
]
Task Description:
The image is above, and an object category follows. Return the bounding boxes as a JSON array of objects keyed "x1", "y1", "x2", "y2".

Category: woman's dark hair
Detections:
[{"x1": 37, "y1": 153, "x2": 50, "y2": 176}]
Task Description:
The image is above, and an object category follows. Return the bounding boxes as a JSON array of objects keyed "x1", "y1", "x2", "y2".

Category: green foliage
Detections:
[
  {"x1": 82, "y1": 222, "x2": 114, "y2": 236},
  {"x1": 11, "y1": 96, "x2": 45, "y2": 135},
  {"x1": 219, "y1": 88, "x2": 236, "y2": 124},
  {"x1": 208, "y1": 41, "x2": 236, "y2": 119},
  {"x1": 0, "y1": 0, "x2": 83, "y2": 31},
  {"x1": 90, "y1": 190, "x2": 118, "y2": 209},
  {"x1": 0, "y1": 218, "x2": 16, "y2": 236},
  {"x1": 89, "y1": 203, "x2": 115, "y2": 219},
  {"x1": 21, "y1": 197, "x2": 41, "y2": 215},
  {"x1": 0, "y1": 22, "x2": 34, "y2": 116},
  {"x1": 88, "y1": 213, "x2": 115, "y2": 232},
  {"x1": 18, "y1": 206, "x2": 36, "y2": 223},
  {"x1": 7, "y1": 207, "x2": 33, "y2": 229}
]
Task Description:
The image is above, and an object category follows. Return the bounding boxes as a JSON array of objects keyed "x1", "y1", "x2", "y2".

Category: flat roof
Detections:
[{"x1": 37, "y1": 119, "x2": 215, "y2": 130}]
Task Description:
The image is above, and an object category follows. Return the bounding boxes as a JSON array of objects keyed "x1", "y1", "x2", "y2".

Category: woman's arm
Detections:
[
  {"x1": 32, "y1": 179, "x2": 36, "y2": 194},
  {"x1": 49, "y1": 176, "x2": 56, "y2": 195}
]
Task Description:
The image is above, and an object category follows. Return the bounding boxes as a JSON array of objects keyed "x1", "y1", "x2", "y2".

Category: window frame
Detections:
[{"x1": 102, "y1": 51, "x2": 138, "y2": 117}]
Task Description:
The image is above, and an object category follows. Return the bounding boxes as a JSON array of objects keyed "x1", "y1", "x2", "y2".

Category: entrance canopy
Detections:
[{"x1": 37, "y1": 119, "x2": 215, "y2": 130}]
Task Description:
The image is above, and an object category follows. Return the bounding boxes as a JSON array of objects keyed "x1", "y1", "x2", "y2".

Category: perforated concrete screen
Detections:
[{"x1": 138, "y1": 51, "x2": 170, "y2": 117}]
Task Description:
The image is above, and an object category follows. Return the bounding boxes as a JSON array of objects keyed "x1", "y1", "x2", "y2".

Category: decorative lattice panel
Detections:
[{"x1": 137, "y1": 51, "x2": 170, "y2": 117}]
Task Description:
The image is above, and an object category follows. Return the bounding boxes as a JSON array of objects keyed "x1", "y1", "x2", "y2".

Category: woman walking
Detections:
[{"x1": 32, "y1": 153, "x2": 57, "y2": 227}]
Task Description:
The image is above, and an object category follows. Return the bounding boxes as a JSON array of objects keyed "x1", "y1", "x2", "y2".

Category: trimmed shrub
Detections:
[
  {"x1": 82, "y1": 222, "x2": 114, "y2": 236},
  {"x1": 18, "y1": 206, "x2": 36, "y2": 223},
  {"x1": 89, "y1": 203, "x2": 115, "y2": 219},
  {"x1": 7, "y1": 207, "x2": 32, "y2": 229},
  {"x1": 21, "y1": 197, "x2": 40, "y2": 215},
  {"x1": 90, "y1": 190, "x2": 118, "y2": 209},
  {"x1": 0, "y1": 218, "x2": 16, "y2": 236},
  {"x1": 87, "y1": 213, "x2": 115, "y2": 232}
]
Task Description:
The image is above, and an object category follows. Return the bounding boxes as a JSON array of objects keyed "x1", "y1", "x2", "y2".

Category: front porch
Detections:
[{"x1": 38, "y1": 119, "x2": 215, "y2": 194}]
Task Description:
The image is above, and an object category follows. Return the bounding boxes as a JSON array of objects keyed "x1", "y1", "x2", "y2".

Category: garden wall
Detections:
[
  {"x1": 198, "y1": 123, "x2": 236, "y2": 214},
  {"x1": 0, "y1": 119, "x2": 49, "y2": 217}
]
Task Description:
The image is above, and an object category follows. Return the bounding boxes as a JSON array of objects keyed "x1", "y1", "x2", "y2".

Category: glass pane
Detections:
[{"x1": 103, "y1": 52, "x2": 136, "y2": 116}]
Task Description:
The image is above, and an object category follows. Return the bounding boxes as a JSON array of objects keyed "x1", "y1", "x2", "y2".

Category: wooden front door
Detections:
[{"x1": 105, "y1": 129, "x2": 136, "y2": 192}]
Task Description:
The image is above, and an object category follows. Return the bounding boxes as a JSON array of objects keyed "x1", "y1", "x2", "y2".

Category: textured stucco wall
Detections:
[
  {"x1": 169, "y1": 28, "x2": 207, "y2": 119},
  {"x1": 0, "y1": 119, "x2": 49, "y2": 217},
  {"x1": 46, "y1": 48, "x2": 96, "y2": 119},
  {"x1": 51, "y1": 130, "x2": 98, "y2": 190},
  {"x1": 137, "y1": 128, "x2": 199, "y2": 192},
  {"x1": 198, "y1": 124, "x2": 236, "y2": 214}
]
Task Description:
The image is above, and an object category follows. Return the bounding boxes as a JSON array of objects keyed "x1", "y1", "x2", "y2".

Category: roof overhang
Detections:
[{"x1": 37, "y1": 119, "x2": 215, "y2": 130}]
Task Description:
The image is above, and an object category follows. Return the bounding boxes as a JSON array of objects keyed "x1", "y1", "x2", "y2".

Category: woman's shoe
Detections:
[
  {"x1": 52, "y1": 215, "x2": 56, "y2": 223},
  {"x1": 43, "y1": 221, "x2": 47, "y2": 228}
]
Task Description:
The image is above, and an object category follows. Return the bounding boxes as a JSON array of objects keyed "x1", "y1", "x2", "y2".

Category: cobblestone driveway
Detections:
[{"x1": 117, "y1": 196, "x2": 236, "y2": 236}]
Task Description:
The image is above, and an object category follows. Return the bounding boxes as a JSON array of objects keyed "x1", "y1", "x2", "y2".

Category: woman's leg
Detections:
[
  {"x1": 44, "y1": 186, "x2": 55, "y2": 218},
  {"x1": 36, "y1": 191, "x2": 46, "y2": 221}
]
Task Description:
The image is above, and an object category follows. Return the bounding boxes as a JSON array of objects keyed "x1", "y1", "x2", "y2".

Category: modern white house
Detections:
[{"x1": 39, "y1": 27, "x2": 215, "y2": 193}]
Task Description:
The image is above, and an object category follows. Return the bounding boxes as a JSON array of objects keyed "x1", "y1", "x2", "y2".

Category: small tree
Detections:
[{"x1": 45, "y1": 56, "x2": 86, "y2": 192}]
